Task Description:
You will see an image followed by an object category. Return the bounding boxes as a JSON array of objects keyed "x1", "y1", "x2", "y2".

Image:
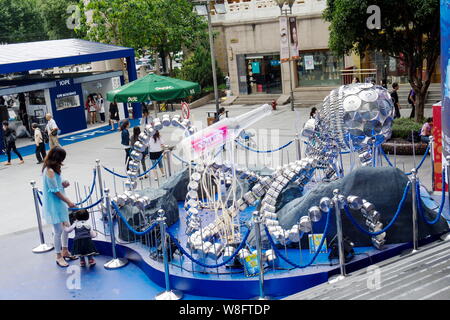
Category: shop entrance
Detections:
[{"x1": 245, "y1": 54, "x2": 282, "y2": 94}]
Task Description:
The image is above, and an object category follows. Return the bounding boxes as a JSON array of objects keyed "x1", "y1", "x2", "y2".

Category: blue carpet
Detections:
[
  {"x1": 0, "y1": 228, "x2": 229, "y2": 300},
  {"x1": 0, "y1": 119, "x2": 140, "y2": 163}
]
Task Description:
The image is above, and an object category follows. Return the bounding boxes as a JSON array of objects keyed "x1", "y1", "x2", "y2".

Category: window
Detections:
[{"x1": 297, "y1": 50, "x2": 343, "y2": 87}]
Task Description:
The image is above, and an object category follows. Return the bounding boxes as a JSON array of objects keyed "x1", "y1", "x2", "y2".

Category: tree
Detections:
[
  {"x1": 81, "y1": 0, "x2": 207, "y2": 73},
  {"x1": 175, "y1": 33, "x2": 224, "y2": 89},
  {"x1": 37, "y1": 0, "x2": 84, "y2": 40},
  {"x1": 323, "y1": 0, "x2": 440, "y2": 121},
  {"x1": 0, "y1": 0, "x2": 47, "y2": 44}
]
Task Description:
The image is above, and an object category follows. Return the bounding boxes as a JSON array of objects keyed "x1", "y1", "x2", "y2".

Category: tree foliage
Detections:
[
  {"x1": 174, "y1": 33, "x2": 224, "y2": 90},
  {"x1": 323, "y1": 0, "x2": 440, "y2": 121},
  {"x1": 81, "y1": 0, "x2": 207, "y2": 67},
  {"x1": 37, "y1": 0, "x2": 83, "y2": 40},
  {"x1": 0, "y1": 0, "x2": 47, "y2": 44}
]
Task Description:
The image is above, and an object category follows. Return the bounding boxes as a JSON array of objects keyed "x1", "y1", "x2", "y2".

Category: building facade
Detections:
[{"x1": 211, "y1": 0, "x2": 345, "y2": 96}]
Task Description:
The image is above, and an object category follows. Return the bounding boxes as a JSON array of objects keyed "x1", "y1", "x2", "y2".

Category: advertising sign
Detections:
[
  {"x1": 433, "y1": 102, "x2": 447, "y2": 191},
  {"x1": 289, "y1": 17, "x2": 299, "y2": 60},
  {"x1": 308, "y1": 234, "x2": 328, "y2": 253},
  {"x1": 305, "y1": 55, "x2": 315, "y2": 70},
  {"x1": 279, "y1": 16, "x2": 290, "y2": 62}
]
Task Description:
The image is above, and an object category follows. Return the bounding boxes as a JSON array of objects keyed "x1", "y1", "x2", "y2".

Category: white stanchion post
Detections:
[
  {"x1": 295, "y1": 135, "x2": 302, "y2": 161},
  {"x1": 329, "y1": 189, "x2": 346, "y2": 283},
  {"x1": 104, "y1": 188, "x2": 129, "y2": 269},
  {"x1": 411, "y1": 169, "x2": 419, "y2": 253},
  {"x1": 252, "y1": 210, "x2": 269, "y2": 300},
  {"x1": 164, "y1": 148, "x2": 173, "y2": 178},
  {"x1": 95, "y1": 159, "x2": 104, "y2": 200},
  {"x1": 155, "y1": 209, "x2": 183, "y2": 300},
  {"x1": 30, "y1": 181, "x2": 54, "y2": 253}
]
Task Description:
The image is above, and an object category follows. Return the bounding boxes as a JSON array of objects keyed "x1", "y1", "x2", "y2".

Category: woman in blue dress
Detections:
[{"x1": 42, "y1": 147, "x2": 77, "y2": 267}]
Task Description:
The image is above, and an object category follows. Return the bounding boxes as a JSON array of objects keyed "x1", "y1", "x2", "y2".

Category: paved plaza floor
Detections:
[{"x1": 0, "y1": 103, "x2": 434, "y2": 238}]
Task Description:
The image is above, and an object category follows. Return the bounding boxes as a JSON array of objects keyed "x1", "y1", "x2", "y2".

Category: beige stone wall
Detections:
[{"x1": 214, "y1": 14, "x2": 331, "y2": 95}]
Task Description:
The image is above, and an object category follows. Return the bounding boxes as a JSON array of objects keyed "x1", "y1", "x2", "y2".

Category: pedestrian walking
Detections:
[
  {"x1": 32, "y1": 123, "x2": 46, "y2": 164},
  {"x1": 41, "y1": 146, "x2": 77, "y2": 268},
  {"x1": 2, "y1": 121, "x2": 24, "y2": 165},
  {"x1": 391, "y1": 83, "x2": 401, "y2": 119},
  {"x1": 310, "y1": 107, "x2": 317, "y2": 119},
  {"x1": 148, "y1": 130, "x2": 166, "y2": 180},
  {"x1": 45, "y1": 114, "x2": 60, "y2": 149},
  {"x1": 109, "y1": 101, "x2": 120, "y2": 131},
  {"x1": 120, "y1": 120, "x2": 131, "y2": 170},
  {"x1": 408, "y1": 88, "x2": 416, "y2": 119}
]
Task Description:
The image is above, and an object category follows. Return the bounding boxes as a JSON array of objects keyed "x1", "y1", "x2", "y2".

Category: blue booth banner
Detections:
[
  {"x1": 49, "y1": 78, "x2": 86, "y2": 135},
  {"x1": 441, "y1": 0, "x2": 450, "y2": 162}
]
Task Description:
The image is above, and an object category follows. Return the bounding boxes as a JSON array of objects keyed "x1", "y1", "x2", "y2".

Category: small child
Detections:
[{"x1": 64, "y1": 209, "x2": 99, "y2": 267}]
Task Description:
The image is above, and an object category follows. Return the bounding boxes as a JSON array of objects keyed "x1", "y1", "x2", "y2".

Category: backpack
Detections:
[
  {"x1": 42, "y1": 130, "x2": 49, "y2": 144},
  {"x1": 5, "y1": 131, "x2": 15, "y2": 146}
]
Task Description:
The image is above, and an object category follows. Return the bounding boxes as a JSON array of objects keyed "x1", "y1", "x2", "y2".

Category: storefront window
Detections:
[
  {"x1": 246, "y1": 54, "x2": 282, "y2": 94},
  {"x1": 297, "y1": 51, "x2": 343, "y2": 87}
]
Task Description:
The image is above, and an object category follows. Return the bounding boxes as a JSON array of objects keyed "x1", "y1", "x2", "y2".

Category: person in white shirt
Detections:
[
  {"x1": 97, "y1": 93, "x2": 106, "y2": 123},
  {"x1": 32, "y1": 123, "x2": 46, "y2": 164},
  {"x1": 45, "y1": 114, "x2": 60, "y2": 149},
  {"x1": 148, "y1": 130, "x2": 166, "y2": 180}
]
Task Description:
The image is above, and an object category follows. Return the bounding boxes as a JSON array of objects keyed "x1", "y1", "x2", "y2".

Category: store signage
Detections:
[
  {"x1": 56, "y1": 79, "x2": 73, "y2": 87},
  {"x1": 127, "y1": 97, "x2": 138, "y2": 102},
  {"x1": 155, "y1": 86, "x2": 174, "y2": 90}
]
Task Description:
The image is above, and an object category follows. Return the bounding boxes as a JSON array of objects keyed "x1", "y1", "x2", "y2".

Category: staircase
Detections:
[
  {"x1": 397, "y1": 83, "x2": 442, "y2": 109},
  {"x1": 285, "y1": 238, "x2": 450, "y2": 300},
  {"x1": 230, "y1": 84, "x2": 442, "y2": 108},
  {"x1": 293, "y1": 86, "x2": 336, "y2": 108},
  {"x1": 232, "y1": 93, "x2": 281, "y2": 106}
]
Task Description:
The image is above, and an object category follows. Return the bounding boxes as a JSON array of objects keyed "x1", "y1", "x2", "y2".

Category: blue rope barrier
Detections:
[
  {"x1": 264, "y1": 210, "x2": 331, "y2": 269},
  {"x1": 416, "y1": 169, "x2": 446, "y2": 225},
  {"x1": 381, "y1": 143, "x2": 430, "y2": 175},
  {"x1": 69, "y1": 198, "x2": 103, "y2": 211},
  {"x1": 167, "y1": 228, "x2": 251, "y2": 269},
  {"x1": 103, "y1": 154, "x2": 163, "y2": 179},
  {"x1": 343, "y1": 182, "x2": 411, "y2": 236},
  {"x1": 236, "y1": 139, "x2": 293, "y2": 153},
  {"x1": 75, "y1": 169, "x2": 97, "y2": 206},
  {"x1": 111, "y1": 201, "x2": 158, "y2": 236},
  {"x1": 172, "y1": 153, "x2": 197, "y2": 166}
]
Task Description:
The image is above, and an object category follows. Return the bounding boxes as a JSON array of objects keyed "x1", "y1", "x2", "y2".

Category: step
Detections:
[{"x1": 285, "y1": 240, "x2": 450, "y2": 300}]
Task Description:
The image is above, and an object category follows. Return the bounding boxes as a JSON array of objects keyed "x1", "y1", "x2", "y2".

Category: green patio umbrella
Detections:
[{"x1": 106, "y1": 73, "x2": 200, "y2": 103}]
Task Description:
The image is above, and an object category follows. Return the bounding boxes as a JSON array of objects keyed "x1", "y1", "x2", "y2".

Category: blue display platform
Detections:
[
  {"x1": 0, "y1": 227, "x2": 228, "y2": 300},
  {"x1": 2, "y1": 184, "x2": 447, "y2": 300},
  {"x1": 82, "y1": 202, "x2": 419, "y2": 300}
]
